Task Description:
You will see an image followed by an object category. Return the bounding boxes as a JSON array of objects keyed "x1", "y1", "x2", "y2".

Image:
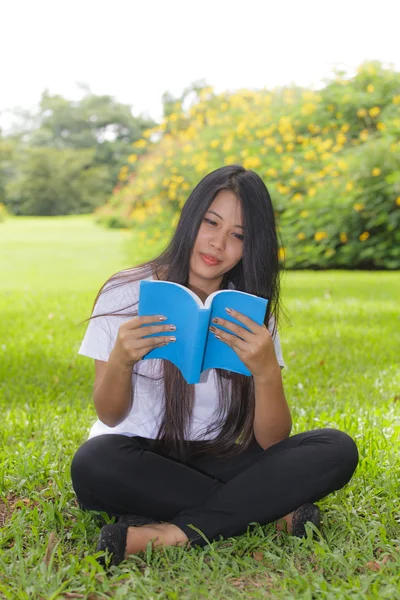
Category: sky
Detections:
[{"x1": 1, "y1": 0, "x2": 399, "y2": 131}]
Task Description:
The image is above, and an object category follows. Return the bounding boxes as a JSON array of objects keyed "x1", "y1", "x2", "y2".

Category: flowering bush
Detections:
[{"x1": 96, "y1": 61, "x2": 400, "y2": 269}]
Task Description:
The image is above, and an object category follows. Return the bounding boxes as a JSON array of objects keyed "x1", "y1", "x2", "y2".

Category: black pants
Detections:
[{"x1": 70, "y1": 428, "x2": 358, "y2": 546}]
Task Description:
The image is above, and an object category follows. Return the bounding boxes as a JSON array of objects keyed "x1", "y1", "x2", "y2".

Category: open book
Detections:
[{"x1": 138, "y1": 280, "x2": 268, "y2": 384}]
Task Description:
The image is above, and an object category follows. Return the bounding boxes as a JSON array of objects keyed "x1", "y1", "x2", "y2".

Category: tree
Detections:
[
  {"x1": 6, "y1": 147, "x2": 110, "y2": 216},
  {"x1": 2, "y1": 88, "x2": 157, "y2": 214}
]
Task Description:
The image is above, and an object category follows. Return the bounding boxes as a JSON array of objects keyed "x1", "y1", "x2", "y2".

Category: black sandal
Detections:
[
  {"x1": 291, "y1": 503, "x2": 321, "y2": 537},
  {"x1": 96, "y1": 523, "x2": 129, "y2": 567},
  {"x1": 117, "y1": 514, "x2": 158, "y2": 527},
  {"x1": 96, "y1": 515, "x2": 158, "y2": 567}
]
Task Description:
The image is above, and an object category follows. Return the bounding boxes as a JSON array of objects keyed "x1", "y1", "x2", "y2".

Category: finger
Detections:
[
  {"x1": 125, "y1": 315, "x2": 167, "y2": 329},
  {"x1": 222, "y1": 308, "x2": 261, "y2": 334},
  {"x1": 211, "y1": 328, "x2": 248, "y2": 351},
  {"x1": 210, "y1": 317, "x2": 253, "y2": 341},
  {"x1": 139, "y1": 323, "x2": 176, "y2": 338},
  {"x1": 134, "y1": 335, "x2": 176, "y2": 350}
]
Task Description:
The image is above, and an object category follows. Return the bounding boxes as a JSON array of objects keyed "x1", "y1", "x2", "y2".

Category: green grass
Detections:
[{"x1": 0, "y1": 215, "x2": 399, "y2": 599}]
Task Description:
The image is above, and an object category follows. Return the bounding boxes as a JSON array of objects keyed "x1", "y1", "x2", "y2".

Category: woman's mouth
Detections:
[{"x1": 200, "y1": 253, "x2": 222, "y2": 266}]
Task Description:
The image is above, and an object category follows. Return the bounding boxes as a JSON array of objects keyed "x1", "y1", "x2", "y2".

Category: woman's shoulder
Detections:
[{"x1": 94, "y1": 267, "x2": 154, "y2": 313}]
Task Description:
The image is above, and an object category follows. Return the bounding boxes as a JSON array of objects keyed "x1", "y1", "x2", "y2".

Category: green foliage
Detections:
[
  {"x1": 6, "y1": 147, "x2": 110, "y2": 215},
  {"x1": 0, "y1": 216, "x2": 399, "y2": 597},
  {"x1": 1, "y1": 89, "x2": 156, "y2": 215},
  {"x1": 282, "y1": 138, "x2": 400, "y2": 269},
  {"x1": 99, "y1": 61, "x2": 400, "y2": 269},
  {"x1": 0, "y1": 203, "x2": 8, "y2": 222}
]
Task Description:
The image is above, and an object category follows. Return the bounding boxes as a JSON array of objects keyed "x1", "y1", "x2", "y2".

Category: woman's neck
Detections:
[{"x1": 152, "y1": 266, "x2": 223, "y2": 302}]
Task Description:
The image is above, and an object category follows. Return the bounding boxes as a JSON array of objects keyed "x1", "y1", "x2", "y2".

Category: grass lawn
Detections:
[{"x1": 0, "y1": 215, "x2": 399, "y2": 599}]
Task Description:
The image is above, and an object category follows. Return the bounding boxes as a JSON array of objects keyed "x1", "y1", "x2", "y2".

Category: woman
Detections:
[{"x1": 71, "y1": 165, "x2": 358, "y2": 566}]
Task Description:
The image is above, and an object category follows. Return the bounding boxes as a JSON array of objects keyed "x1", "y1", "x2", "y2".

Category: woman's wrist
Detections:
[
  {"x1": 252, "y1": 361, "x2": 281, "y2": 385},
  {"x1": 108, "y1": 347, "x2": 136, "y2": 372}
]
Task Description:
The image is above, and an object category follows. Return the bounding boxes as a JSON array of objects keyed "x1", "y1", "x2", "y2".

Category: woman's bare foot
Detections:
[
  {"x1": 276, "y1": 511, "x2": 294, "y2": 533},
  {"x1": 125, "y1": 523, "x2": 189, "y2": 557}
]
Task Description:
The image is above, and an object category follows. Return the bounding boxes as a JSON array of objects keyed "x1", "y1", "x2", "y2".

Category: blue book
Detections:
[{"x1": 138, "y1": 280, "x2": 268, "y2": 384}]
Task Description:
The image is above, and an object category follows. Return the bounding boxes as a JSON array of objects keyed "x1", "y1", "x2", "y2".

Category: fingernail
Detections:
[
  {"x1": 212, "y1": 317, "x2": 219, "y2": 323},
  {"x1": 209, "y1": 326, "x2": 216, "y2": 332},
  {"x1": 225, "y1": 308, "x2": 232, "y2": 314},
  {"x1": 169, "y1": 324, "x2": 176, "y2": 330},
  {"x1": 169, "y1": 336, "x2": 176, "y2": 341},
  {"x1": 159, "y1": 316, "x2": 167, "y2": 321}
]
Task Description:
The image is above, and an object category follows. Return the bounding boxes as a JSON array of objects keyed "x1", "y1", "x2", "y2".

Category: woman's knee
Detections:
[
  {"x1": 321, "y1": 428, "x2": 359, "y2": 478},
  {"x1": 70, "y1": 434, "x2": 121, "y2": 488}
]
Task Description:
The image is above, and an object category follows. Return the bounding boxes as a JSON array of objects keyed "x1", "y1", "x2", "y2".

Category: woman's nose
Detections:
[{"x1": 210, "y1": 233, "x2": 225, "y2": 250}]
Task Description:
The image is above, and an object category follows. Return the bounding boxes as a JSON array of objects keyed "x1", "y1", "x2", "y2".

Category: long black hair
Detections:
[{"x1": 90, "y1": 165, "x2": 283, "y2": 460}]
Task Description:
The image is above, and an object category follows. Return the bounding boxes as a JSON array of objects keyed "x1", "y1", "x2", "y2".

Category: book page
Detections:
[{"x1": 204, "y1": 288, "x2": 259, "y2": 310}]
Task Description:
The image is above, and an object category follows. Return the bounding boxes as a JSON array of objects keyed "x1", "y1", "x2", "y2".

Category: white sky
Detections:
[{"x1": 1, "y1": 0, "x2": 399, "y2": 130}]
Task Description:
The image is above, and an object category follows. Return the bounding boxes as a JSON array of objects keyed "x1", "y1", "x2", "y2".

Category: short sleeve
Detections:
[
  {"x1": 78, "y1": 281, "x2": 139, "y2": 363},
  {"x1": 268, "y1": 316, "x2": 285, "y2": 369}
]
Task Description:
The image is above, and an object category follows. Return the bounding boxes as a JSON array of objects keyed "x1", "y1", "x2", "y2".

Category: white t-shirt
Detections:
[{"x1": 78, "y1": 272, "x2": 285, "y2": 441}]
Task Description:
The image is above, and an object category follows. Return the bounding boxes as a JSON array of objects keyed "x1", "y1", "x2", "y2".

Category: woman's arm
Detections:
[
  {"x1": 253, "y1": 364, "x2": 292, "y2": 450},
  {"x1": 92, "y1": 351, "x2": 134, "y2": 427},
  {"x1": 91, "y1": 314, "x2": 175, "y2": 427}
]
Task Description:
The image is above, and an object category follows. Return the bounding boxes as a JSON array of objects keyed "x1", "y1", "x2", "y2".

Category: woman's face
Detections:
[{"x1": 189, "y1": 189, "x2": 244, "y2": 285}]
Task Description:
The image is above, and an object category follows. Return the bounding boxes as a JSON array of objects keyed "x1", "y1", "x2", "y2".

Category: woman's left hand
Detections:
[{"x1": 209, "y1": 308, "x2": 279, "y2": 380}]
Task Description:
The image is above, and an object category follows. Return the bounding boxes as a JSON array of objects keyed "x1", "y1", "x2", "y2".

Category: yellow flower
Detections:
[
  {"x1": 304, "y1": 150, "x2": 316, "y2": 161},
  {"x1": 286, "y1": 142, "x2": 295, "y2": 152},
  {"x1": 336, "y1": 133, "x2": 347, "y2": 145},
  {"x1": 294, "y1": 166, "x2": 303, "y2": 175},
  {"x1": 359, "y1": 231, "x2": 370, "y2": 241},
  {"x1": 275, "y1": 144, "x2": 284, "y2": 154},
  {"x1": 393, "y1": 95, "x2": 400, "y2": 105},
  {"x1": 277, "y1": 184, "x2": 290, "y2": 194},
  {"x1": 267, "y1": 167, "x2": 278, "y2": 177},
  {"x1": 127, "y1": 154, "x2": 138, "y2": 164},
  {"x1": 300, "y1": 210, "x2": 309, "y2": 218},
  {"x1": 340, "y1": 232, "x2": 348, "y2": 244},
  {"x1": 292, "y1": 193, "x2": 303, "y2": 202},
  {"x1": 118, "y1": 169, "x2": 129, "y2": 182},
  {"x1": 278, "y1": 247, "x2": 286, "y2": 261},
  {"x1": 325, "y1": 248, "x2": 336, "y2": 258},
  {"x1": 210, "y1": 139, "x2": 220, "y2": 148},
  {"x1": 314, "y1": 231, "x2": 328, "y2": 242},
  {"x1": 132, "y1": 139, "x2": 147, "y2": 149},
  {"x1": 367, "y1": 84, "x2": 374, "y2": 93},
  {"x1": 354, "y1": 203, "x2": 365, "y2": 212},
  {"x1": 372, "y1": 167, "x2": 381, "y2": 176},
  {"x1": 376, "y1": 122, "x2": 386, "y2": 131},
  {"x1": 396, "y1": 197, "x2": 400, "y2": 206},
  {"x1": 308, "y1": 188, "x2": 317, "y2": 197},
  {"x1": 357, "y1": 108, "x2": 367, "y2": 118},
  {"x1": 301, "y1": 103, "x2": 317, "y2": 116},
  {"x1": 345, "y1": 182, "x2": 354, "y2": 191},
  {"x1": 243, "y1": 156, "x2": 261, "y2": 170},
  {"x1": 359, "y1": 130, "x2": 369, "y2": 141},
  {"x1": 369, "y1": 107, "x2": 381, "y2": 118},
  {"x1": 297, "y1": 232, "x2": 306, "y2": 240}
]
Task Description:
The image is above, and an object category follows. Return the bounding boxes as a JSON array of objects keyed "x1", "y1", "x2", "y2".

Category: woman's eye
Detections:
[{"x1": 204, "y1": 218, "x2": 243, "y2": 240}]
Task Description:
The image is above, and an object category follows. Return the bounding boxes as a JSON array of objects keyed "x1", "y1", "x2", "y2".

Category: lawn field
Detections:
[{"x1": 0, "y1": 216, "x2": 399, "y2": 599}]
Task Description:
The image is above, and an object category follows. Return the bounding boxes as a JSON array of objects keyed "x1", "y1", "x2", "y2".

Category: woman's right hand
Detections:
[{"x1": 111, "y1": 315, "x2": 176, "y2": 367}]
